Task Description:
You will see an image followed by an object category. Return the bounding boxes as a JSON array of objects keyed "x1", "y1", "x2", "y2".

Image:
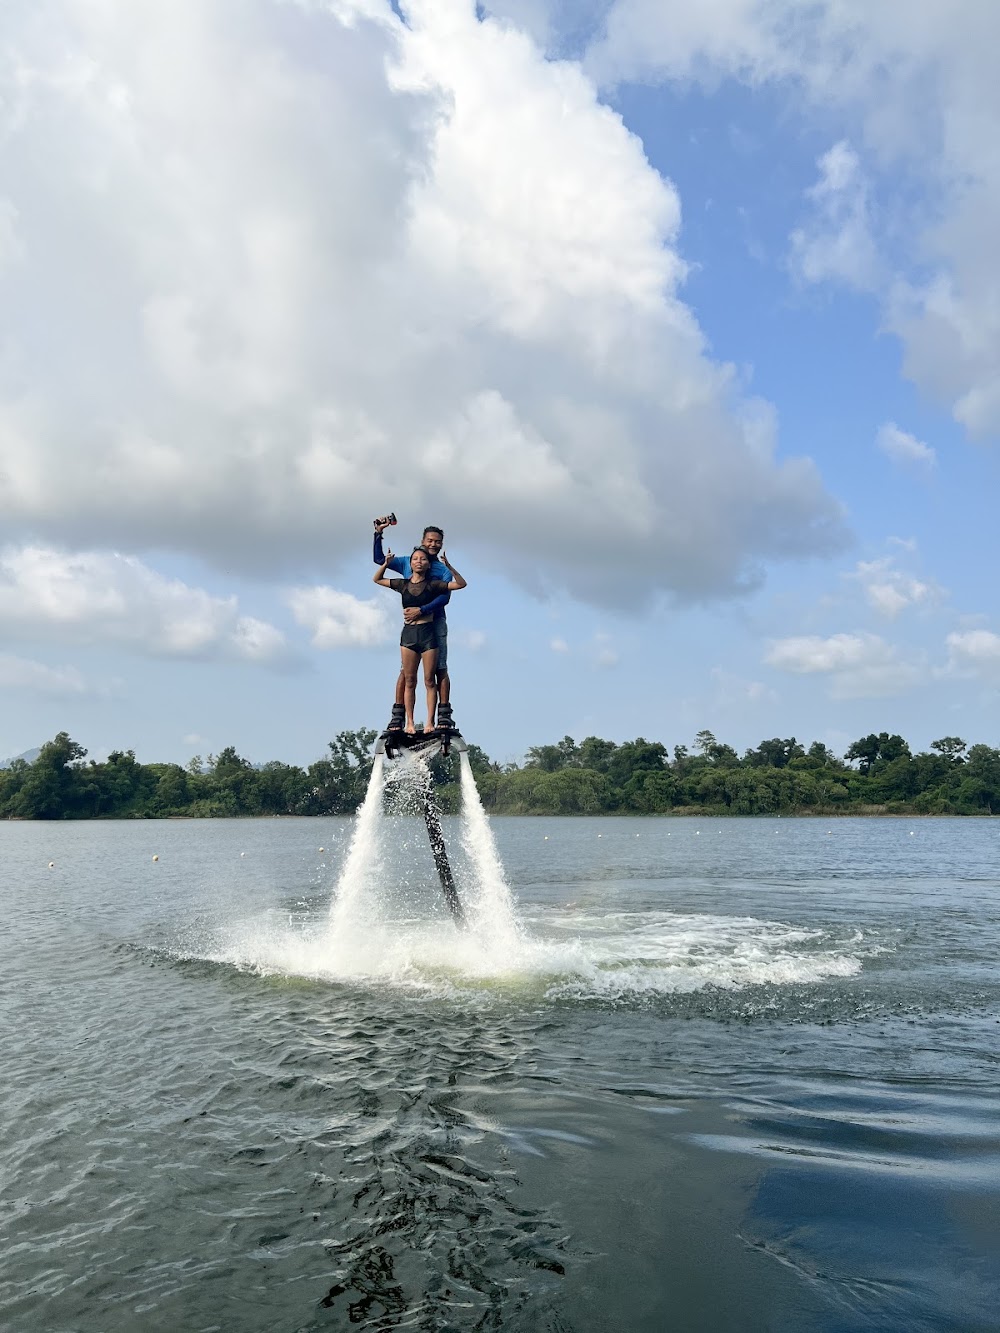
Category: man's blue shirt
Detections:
[{"x1": 373, "y1": 532, "x2": 450, "y2": 618}]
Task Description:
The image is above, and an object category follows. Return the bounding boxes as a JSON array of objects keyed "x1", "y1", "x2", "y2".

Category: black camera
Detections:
[{"x1": 373, "y1": 512, "x2": 397, "y2": 531}]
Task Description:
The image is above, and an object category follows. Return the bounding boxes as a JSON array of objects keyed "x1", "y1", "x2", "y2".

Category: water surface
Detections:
[{"x1": 2, "y1": 814, "x2": 999, "y2": 1331}]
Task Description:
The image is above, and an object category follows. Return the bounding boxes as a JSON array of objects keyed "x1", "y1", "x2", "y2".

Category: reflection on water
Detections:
[{"x1": 1, "y1": 815, "x2": 999, "y2": 1331}]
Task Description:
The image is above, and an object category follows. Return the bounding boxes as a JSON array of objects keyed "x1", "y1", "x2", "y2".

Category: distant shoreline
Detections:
[{"x1": 4, "y1": 808, "x2": 997, "y2": 822}]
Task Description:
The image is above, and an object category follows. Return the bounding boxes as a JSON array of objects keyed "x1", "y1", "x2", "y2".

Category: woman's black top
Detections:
[{"x1": 389, "y1": 578, "x2": 450, "y2": 612}]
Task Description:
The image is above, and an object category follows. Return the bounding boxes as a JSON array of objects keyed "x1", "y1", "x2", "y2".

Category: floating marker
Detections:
[
  {"x1": 240, "y1": 852, "x2": 245, "y2": 857},
  {"x1": 48, "y1": 861, "x2": 54, "y2": 869},
  {"x1": 318, "y1": 847, "x2": 325, "y2": 852},
  {"x1": 152, "y1": 854, "x2": 158, "y2": 862}
]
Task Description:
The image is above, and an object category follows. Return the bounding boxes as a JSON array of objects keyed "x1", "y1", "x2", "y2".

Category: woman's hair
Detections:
[{"x1": 410, "y1": 545, "x2": 432, "y2": 563}]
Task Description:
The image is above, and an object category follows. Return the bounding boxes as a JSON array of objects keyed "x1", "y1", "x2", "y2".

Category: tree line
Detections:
[{"x1": 2, "y1": 727, "x2": 999, "y2": 819}]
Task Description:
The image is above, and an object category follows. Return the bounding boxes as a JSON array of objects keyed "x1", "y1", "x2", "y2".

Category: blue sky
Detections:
[{"x1": 1, "y1": 0, "x2": 999, "y2": 768}]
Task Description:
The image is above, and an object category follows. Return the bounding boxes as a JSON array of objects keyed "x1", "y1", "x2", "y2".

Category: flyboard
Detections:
[{"x1": 374, "y1": 724, "x2": 467, "y2": 926}]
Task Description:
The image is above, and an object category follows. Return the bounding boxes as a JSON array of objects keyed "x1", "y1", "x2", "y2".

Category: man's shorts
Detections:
[
  {"x1": 400, "y1": 622, "x2": 437, "y2": 656},
  {"x1": 432, "y1": 617, "x2": 448, "y2": 673}
]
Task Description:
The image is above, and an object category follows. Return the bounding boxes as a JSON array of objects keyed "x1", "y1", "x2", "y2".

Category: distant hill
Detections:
[{"x1": 0, "y1": 748, "x2": 40, "y2": 769}]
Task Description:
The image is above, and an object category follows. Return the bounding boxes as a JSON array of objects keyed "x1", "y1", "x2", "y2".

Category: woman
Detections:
[{"x1": 373, "y1": 545, "x2": 466, "y2": 733}]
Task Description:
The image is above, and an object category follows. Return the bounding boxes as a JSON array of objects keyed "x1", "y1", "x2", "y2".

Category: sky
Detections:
[{"x1": 2, "y1": 0, "x2": 999, "y2": 768}]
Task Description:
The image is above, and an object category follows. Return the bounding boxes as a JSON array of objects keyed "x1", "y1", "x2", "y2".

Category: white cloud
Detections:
[
  {"x1": 0, "y1": 0, "x2": 842, "y2": 607},
  {"x1": 0, "y1": 652, "x2": 88, "y2": 695},
  {"x1": 0, "y1": 200, "x2": 24, "y2": 276},
  {"x1": 550, "y1": 636, "x2": 570, "y2": 652},
  {"x1": 462, "y1": 629, "x2": 488, "y2": 651},
  {"x1": 851, "y1": 554, "x2": 940, "y2": 619},
  {"x1": 286, "y1": 585, "x2": 390, "y2": 649},
  {"x1": 876, "y1": 422, "x2": 936, "y2": 470},
  {"x1": 790, "y1": 142, "x2": 879, "y2": 290},
  {"x1": 0, "y1": 545, "x2": 288, "y2": 664},
  {"x1": 586, "y1": 0, "x2": 1000, "y2": 437},
  {"x1": 709, "y1": 666, "x2": 776, "y2": 707},
  {"x1": 591, "y1": 631, "x2": 619, "y2": 668},
  {"x1": 943, "y1": 629, "x2": 1000, "y2": 684},
  {"x1": 765, "y1": 631, "x2": 920, "y2": 698}
]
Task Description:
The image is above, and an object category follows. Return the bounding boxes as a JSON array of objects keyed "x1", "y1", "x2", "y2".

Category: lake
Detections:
[{"x1": 2, "y1": 807, "x2": 999, "y2": 1331}]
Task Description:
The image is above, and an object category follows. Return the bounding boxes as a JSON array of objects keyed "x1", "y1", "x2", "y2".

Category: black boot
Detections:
[
  {"x1": 386, "y1": 703, "x2": 405, "y2": 732},
  {"x1": 437, "y1": 702, "x2": 454, "y2": 731}
]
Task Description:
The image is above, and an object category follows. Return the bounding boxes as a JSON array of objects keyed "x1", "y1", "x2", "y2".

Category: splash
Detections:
[
  {"x1": 326, "y1": 755, "x2": 387, "y2": 946},
  {"x1": 314, "y1": 749, "x2": 526, "y2": 980},
  {"x1": 458, "y1": 752, "x2": 520, "y2": 951},
  {"x1": 195, "y1": 752, "x2": 881, "y2": 999}
]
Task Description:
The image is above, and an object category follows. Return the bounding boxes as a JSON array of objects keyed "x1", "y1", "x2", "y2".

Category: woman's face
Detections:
[{"x1": 410, "y1": 548, "x2": 430, "y2": 575}]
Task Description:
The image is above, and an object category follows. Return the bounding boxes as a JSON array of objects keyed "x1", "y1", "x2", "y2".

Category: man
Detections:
[{"x1": 373, "y1": 520, "x2": 455, "y2": 731}]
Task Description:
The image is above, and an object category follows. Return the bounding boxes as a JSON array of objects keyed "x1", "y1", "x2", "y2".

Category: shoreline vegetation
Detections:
[{"x1": 1, "y1": 729, "x2": 999, "y2": 820}]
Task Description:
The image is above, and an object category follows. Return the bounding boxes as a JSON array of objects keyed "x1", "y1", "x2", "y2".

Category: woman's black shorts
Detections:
[{"x1": 400, "y1": 622, "x2": 438, "y2": 656}]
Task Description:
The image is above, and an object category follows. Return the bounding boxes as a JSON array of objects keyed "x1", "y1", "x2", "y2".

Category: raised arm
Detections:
[
  {"x1": 373, "y1": 550, "x2": 395, "y2": 588},
  {"x1": 440, "y1": 551, "x2": 466, "y2": 591},
  {"x1": 373, "y1": 525, "x2": 406, "y2": 574}
]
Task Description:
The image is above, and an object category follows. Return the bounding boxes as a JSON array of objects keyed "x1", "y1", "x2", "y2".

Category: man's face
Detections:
[{"x1": 422, "y1": 531, "x2": 443, "y2": 557}]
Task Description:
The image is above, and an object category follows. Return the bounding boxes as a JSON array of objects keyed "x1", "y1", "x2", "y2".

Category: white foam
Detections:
[
  {"x1": 189, "y1": 757, "x2": 878, "y2": 1000},
  {"x1": 201, "y1": 900, "x2": 872, "y2": 1003}
]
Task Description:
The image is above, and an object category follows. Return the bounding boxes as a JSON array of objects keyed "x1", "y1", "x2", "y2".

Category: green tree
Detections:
[
  {"x1": 324, "y1": 729, "x2": 379, "y2": 812},
  {"x1": 11, "y1": 733, "x2": 87, "y2": 819},
  {"x1": 525, "y1": 736, "x2": 579, "y2": 771},
  {"x1": 930, "y1": 736, "x2": 967, "y2": 762},
  {"x1": 694, "y1": 730, "x2": 739, "y2": 766},
  {"x1": 846, "y1": 732, "x2": 910, "y2": 774},
  {"x1": 578, "y1": 736, "x2": 618, "y2": 772},
  {"x1": 154, "y1": 764, "x2": 191, "y2": 813},
  {"x1": 745, "y1": 737, "x2": 804, "y2": 769}
]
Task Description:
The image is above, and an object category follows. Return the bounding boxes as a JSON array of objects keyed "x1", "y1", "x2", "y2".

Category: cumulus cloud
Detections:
[
  {"x1": 876, "y1": 422, "x2": 936, "y2": 470},
  {"x1": 286, "y1": 586, "x2": 391, "y2": 649},
  {"x1": 851, "y1": 554, "x2": 940, "y2": 619},
  {"x1": 585, "y1": 0, "x2": 1000, "y2": 437},
  {"x1": 765, "y1": 631, "x2": 920, "y2": 698},
  {"x1": 0, "y1": 545, "x2": 288, "y2": 664},
  {"x1": 790, "y1": 142, "x2": 879, "y2": 290},
  {"x1": 708, "y1": 666, "x2": 776, "y2": 708},
  {"x1": 0, "y1": 0, "x2": 842, "y2": 608},
  {"x1": 0, "y1": 652, "x2": 89, "y2": 696},
  {"x1": 591, "y1": 631, "x2": 619, "y2": 668},
  {"x1": 943, "y1": 630, "x2": 1000, "y2": 684},
  {"x1": 550, "y1": 636, "x2": 570, "y2": 652}
]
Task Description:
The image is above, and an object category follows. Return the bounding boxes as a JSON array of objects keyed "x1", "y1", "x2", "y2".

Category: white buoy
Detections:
[
  {"x1": 544, "y1": 835, "x2": 549, "y2": 840},
  {"x1": 240, "y1": 852, "x2": 246, "y2": 857},
  {"x1": 318, "y1": 847, "x2": 325, "y2": 852},
  {"x1": 152, "y1": 854, "x2": 158, "y2": 862},
  {"x1": 48, "y1": 861, "x2": 55, "y2": 869}
]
